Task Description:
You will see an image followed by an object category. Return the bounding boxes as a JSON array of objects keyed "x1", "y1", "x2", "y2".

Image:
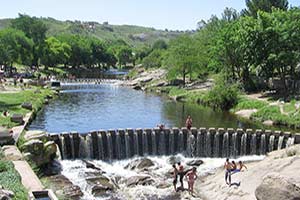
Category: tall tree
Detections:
[
  {"x1": 242, "y1": 0, "x2": 289, "y2": 17},
  {"x1": 11, "y1": 14, "x2": 48, "y2": 67}
]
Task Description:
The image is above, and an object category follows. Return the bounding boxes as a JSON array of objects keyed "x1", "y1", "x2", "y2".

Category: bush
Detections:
[
  {"x1": 232, "y1": 98, "x2": 268, "y2": 112},
  {"x1": 201, "y1": 75, "x2": 240, "y2": 110}
]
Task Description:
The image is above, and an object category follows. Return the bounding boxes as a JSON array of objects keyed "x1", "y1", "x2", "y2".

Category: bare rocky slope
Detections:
[{"x1": 196, "y1": 145, "x2": 300, "y2": 200}]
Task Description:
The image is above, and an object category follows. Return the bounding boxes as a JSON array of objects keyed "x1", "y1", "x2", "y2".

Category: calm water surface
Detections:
[{"x1": 30, "y1": 84, "x2": 262, "y2": 133}]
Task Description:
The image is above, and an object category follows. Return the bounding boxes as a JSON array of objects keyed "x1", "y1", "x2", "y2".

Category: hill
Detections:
[{"x1": 0, "y1": 17, "x2": 186, "y2": 48}]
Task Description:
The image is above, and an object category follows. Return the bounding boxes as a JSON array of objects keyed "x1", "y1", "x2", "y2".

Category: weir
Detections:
[{"x1": 50, "y1": 127, "x2": 300, "y2": 160}]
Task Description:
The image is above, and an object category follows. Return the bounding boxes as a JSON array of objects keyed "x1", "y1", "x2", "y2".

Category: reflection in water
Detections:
[{"x1": 30, "y1": 84, "x2": 263, "y2": 133}]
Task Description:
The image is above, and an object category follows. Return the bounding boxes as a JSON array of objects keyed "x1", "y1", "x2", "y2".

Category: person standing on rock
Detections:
[
  {"x1": 185, "y1": 167, "x2": 198, "y2": 195},
  {"x1": 224, "y1": 158, "x2": 232, "y2": 186},
  {"x1": 178, "y1": 162, "x2": 185, "y2": 189},
  {"x1": 172, "y1": 164, "x2": 178, "y2": 192},
  {"x1": 185, "y1": 115, "x2": 192, "y2": 130}
]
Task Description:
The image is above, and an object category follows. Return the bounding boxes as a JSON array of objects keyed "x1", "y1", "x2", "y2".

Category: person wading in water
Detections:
[
  {"x1": 185, "y1": 115, "x2": 192, "y2": 130},
  {"x1": 172, "y1": 164, "x2": 178, "y2": 192},
  {"x1": 185, "y1": 167, "x2": 198, "y2": 195}
]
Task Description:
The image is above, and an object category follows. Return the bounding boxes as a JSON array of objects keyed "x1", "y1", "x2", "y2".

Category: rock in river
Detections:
[
  {"x1": 125, "y1": 158, "x2": 155, "y2": 170},
  {"x1": 186, "y1": 159, "x2": 204, "y2": 166}
]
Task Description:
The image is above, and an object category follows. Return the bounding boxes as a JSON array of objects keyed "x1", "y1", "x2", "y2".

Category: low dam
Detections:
[{"x1": 50, "y1": 127, "x2": 300, "y2": 160}]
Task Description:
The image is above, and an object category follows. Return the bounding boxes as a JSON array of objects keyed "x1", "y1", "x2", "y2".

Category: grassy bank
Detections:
[
  {"x1": 0, "y1": 149, "x2": 27, "y2": 200},
  {"x1": 0, "y1": 87, "x2": 54, "y2": 128}
]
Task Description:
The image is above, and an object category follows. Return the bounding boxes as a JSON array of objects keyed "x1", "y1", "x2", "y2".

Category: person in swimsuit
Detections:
[
  {"x1": 185, "y1": 167, "x2": 198, "y2": 194},
  {"x1": 231, "y1": 161, "x2": 237, "y2": 171},
  {"x1": 185, "y1": 115, "x2": 193, "y2": 130},
  {"x1": 177, "y1": 162, "x2": 185, "y2": 189},
  {"x1": 172, "y1": 164, "x2": 178, "y2": 192},
  {"x1": 224, "y1": 158, "x2": 232, "y2": 185}
]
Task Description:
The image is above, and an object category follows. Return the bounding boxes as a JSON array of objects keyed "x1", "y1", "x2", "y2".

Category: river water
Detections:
[
  {"x1": 29, "y1": 83, "x2": 261, "y2": 133},
  {"x1": 29, "y1": 83, "x2": 269, "y2": 199}
]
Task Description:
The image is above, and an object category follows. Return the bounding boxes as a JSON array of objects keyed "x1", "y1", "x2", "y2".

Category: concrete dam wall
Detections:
[{"x1": 50, "y1": 127, "x2": 300, "y2": 160}]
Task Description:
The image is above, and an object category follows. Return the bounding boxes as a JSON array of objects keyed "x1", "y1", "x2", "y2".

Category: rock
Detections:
[
  {"x1": 44, "y1": 141, "x2": 57, "y2": 158},
  {"x1": 235, "y1": 109, "x2": 257, "y2": 119},
  {"x1": 255, "y1": 173, "x2": 300, "y2": 200},
  {"x1": 0, "y1": 127, "x2": 14, "y2": 145},
  {"x1": 263, "y1": 120, "x2": 274, "y2": 126},
  {"x1": 22, "y1": 139, "x2": 44, "y2": 154},
  {"x1": 125, "y1": 175, "x2": 154, "y2": 187},
  {"x1": 21, "y1": 102, "x2": 32, "y2": 110},
  {"x1": 83, "y1": 160, "x2": 103, "y2": 172},
  {"x1": 125, "y1": 158, "x2": 155, "y2": 170},
  {"x1": 0, "y1": 189, "x2": 14, "y2": 200},
  {"x1": 186, "y1": 159, "x2": 204, "y2": 166},
  {"x1": 24, "y1": 130, "x2": 47, "y2": 141},
  {"x1": 156, "y1": 182, "x2": 171, "y2": 189},
  {"x1": 91, "y1": 185, "x2": 112, "y2": 197},
  {"x1": 167, "y1": 156, "x2": 181, "y2": 165},
  {"x1": 132, "y1": 85, "x2": 142, "y2": 90},
  {"x1": 140, "y1": 77, "x2": 153, "y2": 83},
  {"x1": 10, "y1": 114, "x2": 23, "y2": 124},
  {"x1": 42, "y1": 160, "x2": 62, "y2": 176},
  {"x1": 86, "y1": 176, "x2": 111, "y2": 186},
  {"x1": 169, "y1": 79, "x2": 184, "y2": 86},
  {"x1": 47, "y1": 175, "x2": 83, "y2": 200}
]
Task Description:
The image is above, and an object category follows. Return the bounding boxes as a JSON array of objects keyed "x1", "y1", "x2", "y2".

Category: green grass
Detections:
[
  {"x1": 0, "y1": 87, "x2": 54, "y2": 128},
  {"x1": 231, "y1": 98, "x2": 268, "y2": 112},
  {"x1": 283, "y1": 100, "x2": 297, "y2": 113},
  {"x1": 0, "y1": 150, "x2": 28, "y2": 200}
]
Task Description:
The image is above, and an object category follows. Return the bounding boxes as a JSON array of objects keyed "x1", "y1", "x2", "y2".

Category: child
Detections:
[{"x1": 185, "y1": 167, "x2": 198, "y2": 194}]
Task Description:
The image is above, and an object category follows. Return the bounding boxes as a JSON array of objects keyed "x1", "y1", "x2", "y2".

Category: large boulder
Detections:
[
  {"x1": 125, "y1": 175, "x2": 154, "y2": 187},
  {"x1": 255, "y1": 173, "x2": 300, "y2": 200},
  {"x1": 0, "y1": 127, "x2": 14, "y2": 145},
  {"x1": 125, "y1": 158, "x2": 155, "y2": 170},
  {"x1": 24, "y1": 130, "x2": 47, "y2": 141},
  {"x1": 186, "y1": 159, "x2": 204, "y2": 166},
  {"x1": 86, "y1": 174, "x2": 115, "y2": 197},
  {"x1": 21, "y1": 102, "x2": 32, "y2": 110},
  {"x1": 22, "y1": 139, "x2": 44, "y2": 155},
  {"x1": 10, "y1": 114, "x2": 23, "y2": 124}
]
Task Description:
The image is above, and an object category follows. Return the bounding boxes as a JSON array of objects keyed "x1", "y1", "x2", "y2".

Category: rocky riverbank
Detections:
[{"x1": 196, "y1": 144, "x2": 300, "y2": 200}]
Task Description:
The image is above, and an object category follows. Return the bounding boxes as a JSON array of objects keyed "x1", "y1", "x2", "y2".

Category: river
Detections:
[{"x1": 29, "y1": 83, "x2": 261, "y2": 133}]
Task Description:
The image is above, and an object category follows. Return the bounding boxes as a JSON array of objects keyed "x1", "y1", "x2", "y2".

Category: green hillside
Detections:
[{"x1": 0, "y1": 17, "x2": 183, "y2": 48}]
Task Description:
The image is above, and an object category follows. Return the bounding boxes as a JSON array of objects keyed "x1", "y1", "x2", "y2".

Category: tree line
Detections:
[{"x1": 0, "y1": 14, "x2": 135, "y2": 71}]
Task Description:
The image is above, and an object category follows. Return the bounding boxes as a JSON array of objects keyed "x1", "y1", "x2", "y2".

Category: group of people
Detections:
[
  {"x1": 172, "y1": 162, "x2": 198, "y2": 195},
  {"x1": 224, "y1": 158, "x2": 248, "y2": 186}
]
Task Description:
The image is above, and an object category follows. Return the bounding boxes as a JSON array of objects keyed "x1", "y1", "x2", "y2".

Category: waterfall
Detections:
[
  {"x1": 187, "y1": 134, "x2": 195, "y2": 157},
  {"x1": 70, "y1": 135, "x2": 75, "y2": 159},
  {"x1": 125, "y1": 133, "x2": 130, "y2": 158},
  {"x1": 269, "y1": 135, "x2": 275, "y2": 152},
  {"x1": 178, "y1": 131, "x2": 184, "y2": 153},
  {"x1": 59, "y1": 136, "x2": 68, "y2": 159},
  {"x1": 116, "y1": 133, "x2": 121, "y2": 159},
  {"x1": 278, "y1": 135, "x2": 285, "y2": 150},
  {"x1": 159, "y1": 131, "x2": 166, "y2": 155},
  {"x1": 222, "y1": 132, "x2": 229, "y2": 158},
  {"x1": 169, "y1": 132, "x2": 175, "y2": 155},
  {"x1": 231, "y1": 133, "x2": 237, "y2": 157},
  {"x1": 143, "y1": 131, "x2": 148, "y2": 155},
  {"x1": 133, "y1": 132, "x2": 139, "y2": 156},
  {"x1": 286, "y1": 137, "x2": 295, "y2": 147},
  {"x1": 107, "y1": 133, "x2": 113, "y2": 160},
  {"x1": 214, "y1": 132, "x2": 220, "y2": 157},
  {"x1": 151, "y1": 131, "x2": 157, "y2": 155},
  {"x1": 241, "y1": 133, "x2": 247, "y2": 156},
  {"x1": 260, "y1": 134, "x2": 266, "y2": 155},
  {"x1": 79, "y1": 136, "x2": 88, "y2": 158},
  {"x1": 251, "y1": 134, "x2": 257, "y2": 155},
  {"x1": 97, "y1": 134, "x2": 104, "y2": 160},
  {"x1": 205, "y1": 132, "x2": 211, "y2": 157}
]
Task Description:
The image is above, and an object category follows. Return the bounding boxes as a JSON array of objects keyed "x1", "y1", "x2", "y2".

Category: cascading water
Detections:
[
  {"x1": 79, "y1": 136, "x2": 89, "y2": 158},
  {"x1": 97, "y1": 134, "x2": 104, "y2": 159},
  {"x1": 178, "y1": 131, "x2": 184, "y2": 153},
  {"x1": 260, "y1": 134, "x2": 266, "y2": 155},
  {"x1": 59, "y1": 136, "x2": 68, "y2": 159},
  {"x1": 231, "y1": 133, "x2": 237, "y2": 158},
  {"x1": 205, "y1": 132, "x2": 212, "y2": 157},
  {"x1": 214, "y1": 132, "x2": 220, "y2": 157},
  {"x1": 133, "y1": 132, "x2": 139, "y2": 156},
  {"x1": 251, "y1": 134, "x2": 257, "y2": 155},
  {"x1": 196, "y1": 132, "x2": 203, "y2": 157},
  {"x1": 159, "y1": 131, "x2": 166, "y2": 155},
  {"x1": 125, "y1": 133, "x2": 130, "y2": 158},
  {"x1": 269, "y1": 135, "x2": 275, "y2": 152},
  {"x1": 151, "y1": 131, "x2": 157, "y2": 155},
  {"x1": 222, "y1": 132, "x2": 229, "y2": 158},
  {"x1": 241, "y1": 133, "x2": 247, "y2": 156},
  {"x1": 107, "y1": 133, "x2": 113, "y2": 160},
  {"x1": 286, "y1": 137, "x2": 295, "y2": 147},
  {"x1": 187, "y1": 134, "x2": 195, "y2": 157},
  {"x1": 278, "y1": 135, "x2": 285, "y2": 150},
  {"x1": 143, "y1": 132, "x2": 148, "y2": 155},
  {"x1": 169, "y1": 132, "x2": 175, "y2": 155}
]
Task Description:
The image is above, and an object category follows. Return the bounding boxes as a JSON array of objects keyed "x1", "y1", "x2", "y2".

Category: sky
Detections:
[{"x1": 0, "y1": 0, "x2": 299, "y2": 30}]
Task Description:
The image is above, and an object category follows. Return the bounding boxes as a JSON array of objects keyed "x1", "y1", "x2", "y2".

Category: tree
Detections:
[
  {"x1": 42, "y1": 36, "x2": 71, "y2": 68},
  {"x1": 165, "y1": 35, "x2": 201, "y2": 85},
  {"x1": 242, "y1": 0, "x2": 289, "y2": 17},
  {"x1": 116, "y1": 46, "x2": 133, "y2": 67},
  {"x1": 152, "y1": 39, "x2": 168, "y2": 50},
  {"x1": 142, "y1": 49, "x2": 165, "y2": 68},
  {"x1": 0, "y1": 28, "x2": 33, "y2": 71},
  {"x1": 11, "y1": 14, "x2": 48, "y2": 67}
]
